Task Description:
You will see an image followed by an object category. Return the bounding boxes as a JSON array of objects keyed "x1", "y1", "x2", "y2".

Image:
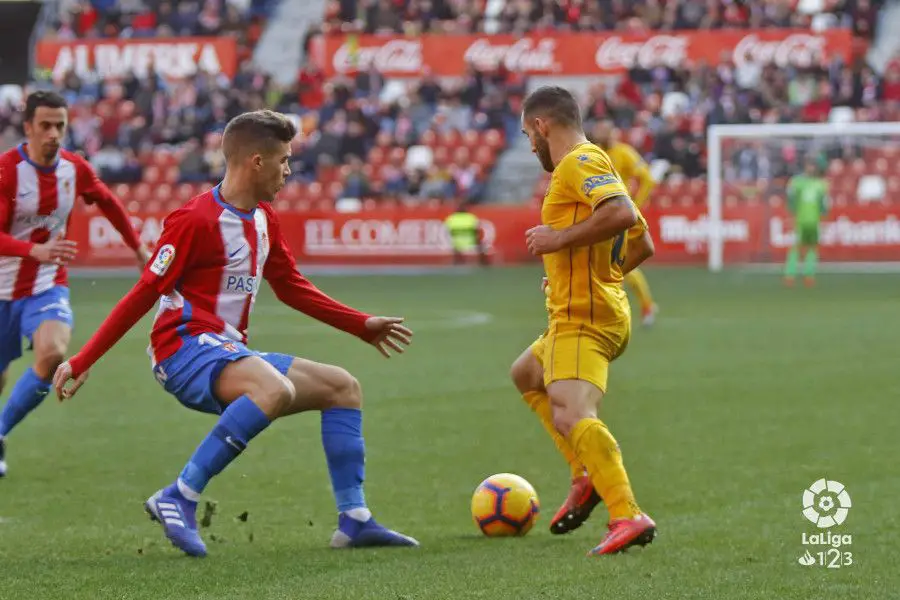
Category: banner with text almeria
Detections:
[
  {"x1": 313, "y1": 30, "x2": 853, "y2": 78},
  {"x1": 67, "y1": 204, "x2": 900, "y2": 269},
  {"x1": 34, "y1": 37, "x2": 238, "y2": 81}
]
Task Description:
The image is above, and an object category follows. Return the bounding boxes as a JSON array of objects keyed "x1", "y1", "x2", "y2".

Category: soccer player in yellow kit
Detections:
[
  {"x1": 592, "y1": 120, "x2": 659, "y2": 326},
  {"x1": 510, "y1": 86, "x2": 657, "y2": 556}
]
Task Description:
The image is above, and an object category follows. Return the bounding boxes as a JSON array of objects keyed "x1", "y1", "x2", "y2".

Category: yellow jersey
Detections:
[
  {"x1": 541, "y1": 142, "x2": 647, "y2": 327},
  {"x1": 602, "y1": 142, "x2": 655, "y2": 208}
]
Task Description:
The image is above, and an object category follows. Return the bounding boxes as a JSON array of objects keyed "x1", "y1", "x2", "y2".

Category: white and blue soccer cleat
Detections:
[
  {"x1": 0, "y1": 437, "x2": 6, "y2": 478},
  {"x1": 144, "y1": 485, "x2": 207, "y2": 557},
  {"x1": 330, "y1": 513, "x2": 420, "y2": 548}
]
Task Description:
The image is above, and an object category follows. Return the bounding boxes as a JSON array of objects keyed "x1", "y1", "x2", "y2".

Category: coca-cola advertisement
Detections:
[
  {"x1": 34, "y1": 37, "x2": 238, "y2": 80},
  {"x1": 313, "y1": 30, "x2": 853, "y2": 77},
  {"x1": 66, "y1": 203, "x2": 900, "y2": 268}
]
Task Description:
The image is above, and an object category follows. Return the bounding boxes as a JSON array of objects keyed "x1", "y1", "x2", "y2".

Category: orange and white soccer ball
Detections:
[{"x1": 471, "y1": 473, "x2": 540, "y2": 537}]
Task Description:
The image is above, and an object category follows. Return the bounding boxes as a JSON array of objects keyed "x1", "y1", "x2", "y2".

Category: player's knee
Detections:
[
  {"x1": 510, "y1": 355, "x2": 540, "y2": 394},
  {"x1": 34, "y1": 343, "x2": 67, "y2": 378},
  {"x1": 250, "y1": 375, "x2": 296, "y2": 418},
  {"x1": 332, "y1": 369, "x2": 362, "y2": 409},
  {"x1": 550, "y1": 401, "x2": 585, "y2": 438}
]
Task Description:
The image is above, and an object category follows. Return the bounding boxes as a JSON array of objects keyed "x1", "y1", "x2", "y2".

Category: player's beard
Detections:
[
  {"x1": 535, "y1": 134, "x2": 554, "y2": 173},
  {"x1": 43, "y1": 143, "x2": 60, "y2": 163}
]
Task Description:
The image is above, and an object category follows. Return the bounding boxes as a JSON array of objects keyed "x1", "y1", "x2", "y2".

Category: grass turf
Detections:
[{"x1": 0, "y1": 266, "x2": 896, "y2": 599}]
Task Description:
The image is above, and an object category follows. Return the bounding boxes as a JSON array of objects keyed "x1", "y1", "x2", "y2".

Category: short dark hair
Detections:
[
  {"x1": 24, "y1": 91, "x2": 67, "y2": 122},
  {"x1": 222, "y1": 110, "x2": 297, "y2": 162},
  {"x1": 522, "y1": 86, "x2": 582, "y2": 129}
]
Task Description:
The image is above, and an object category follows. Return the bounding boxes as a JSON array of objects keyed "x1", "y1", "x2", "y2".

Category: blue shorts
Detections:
[
  {"x1": 152, "y1": 333, "x2": 293, "y2": 415},
  {"x1": 0, "y1": 286, "x2": 74, "y2": 373}
]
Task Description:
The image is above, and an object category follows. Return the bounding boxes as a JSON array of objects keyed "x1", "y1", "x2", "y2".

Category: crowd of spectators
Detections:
[
  {"x1": 1, "y1": 0, "x2": 895, "y2": 207},
  {"x1": 322, "y1": 0, "x2": 881, "y2": 38}
]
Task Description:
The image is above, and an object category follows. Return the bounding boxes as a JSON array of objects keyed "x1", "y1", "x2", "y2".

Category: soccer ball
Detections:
[{"x1": 471, "y1": 473, "x2": 540, "y2": 537}]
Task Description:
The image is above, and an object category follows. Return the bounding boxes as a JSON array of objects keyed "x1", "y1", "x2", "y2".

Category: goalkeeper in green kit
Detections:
[{"x1": 784, "y1": 157, "x2": 829, "y2": 287}]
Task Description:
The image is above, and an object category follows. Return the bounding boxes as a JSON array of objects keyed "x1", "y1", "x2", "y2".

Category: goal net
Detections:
[{"x1": 706, "y1": 122, "x2": 900, "y2": 272}]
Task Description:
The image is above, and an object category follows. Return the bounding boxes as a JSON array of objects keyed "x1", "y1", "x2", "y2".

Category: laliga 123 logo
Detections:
[{"x1": 797, "y1": 478, "x2": 853, "y2": 568}]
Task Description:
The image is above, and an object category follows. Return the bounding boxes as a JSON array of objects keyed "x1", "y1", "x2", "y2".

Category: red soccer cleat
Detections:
[
  {"x1": 588, "y1": 513, "x2": 657, "y2": 556},
  {"x1": 549, "y1": 475, "x2": 602, "y2": 535}
]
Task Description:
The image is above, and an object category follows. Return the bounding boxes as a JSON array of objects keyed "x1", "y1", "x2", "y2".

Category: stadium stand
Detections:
[
  {"x1": 321, "y1": 0, "x2": 880, "y2": 37},
  {"x1": 0, "y1": 0, "x2": 892, "y2": 209}
]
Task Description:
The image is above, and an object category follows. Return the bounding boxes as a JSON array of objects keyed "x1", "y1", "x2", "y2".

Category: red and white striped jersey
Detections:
[
  {"x1": 68, "y1": 185, "x2": 372, "y2": 379},
  {"x1": 0, "y1": 143, "x2": 141, "y2": 300}
]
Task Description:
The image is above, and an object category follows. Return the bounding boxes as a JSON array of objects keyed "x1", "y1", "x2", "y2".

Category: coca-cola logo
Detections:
[
  {"x1": 463, "y1": 38, "x2": 558, "y2": 72},
  {"x1": 733, "y1": 34, "x2": 825, "y2": 68},
  {"x1": 595, "y1": 35, "x2": 688, "y2": 70},
  {"x1": 332, "y1": 39, "x2": 423, "y2": 73}
]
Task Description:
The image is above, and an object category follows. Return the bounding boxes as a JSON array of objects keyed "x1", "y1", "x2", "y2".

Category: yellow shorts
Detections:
[{"x1": 530, "y1": 320, "x2": 631, "y2": 393}]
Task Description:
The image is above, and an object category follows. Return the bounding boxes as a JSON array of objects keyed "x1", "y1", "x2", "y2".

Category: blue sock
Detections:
[
  {"x1": 321, "y1": 408, "x2": 367, "y2": 512},
  {"x1": 177, "y1": 395, "x2": 270, "y2": 495},
  {"x1": 0, "y1": 368, "x2": 51, "y2": 437}
]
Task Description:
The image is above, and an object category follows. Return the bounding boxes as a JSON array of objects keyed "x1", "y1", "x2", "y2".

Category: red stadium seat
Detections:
[
  {"x1": 273, "y1": 199, "x2": 291, "y2": 212},
  {"x1": 452, "y1": 146, "x2": 471, "y2": 165},
  {"x1": 473, "y1": 146, "x2": 493, "y2": 167},
  {"x1": 113, "y1": 183, "x2": 131, "y2": 203},
  {"x1": 827, "y1": 159, "x2": 845, "y2": 176},
  {"x1": 327, "y1": 181, "x2": 343, "y2": 200},
  {"x1": 375, "y1": 132, "x2": 393, "y2": 147},
  {"x1": 368, "y1": 147, "x2": 386, "y2": 168},
  {"x1": 132, "y1": 182, "x2": 152, "y2": 202},
  {"x1": 483, "y1": 130, "x2": 504, "y2": 150},
  {"x1": 175, "y1": 183, "x2": 194, "y2": 203},
  {"x1": 281, "y1": 181, "x2": 303, "y2": 201},
  {"x1": 439, "y1": 130, "x2": 460, "y2": 148},
  {"x1": 432, "y1": 146, "x2": 450, "y2": 167},
  {"x1": 420, "y1": 129, "x2": 438, "y2": 147},
  {"x1": 163, "y1": 166, "x2": 180, "y2": 184},
  {"x1": 306, "y1": 182, "x2": 323, "y2": 200},
  {"x1": 156, "y1": 183, "x2": 173, "y2": 203},
  {"x1": 143, "y1": 165, "x2": 161, "y2": 184},
  {"x1": 462, "y1": 130, "x2": 479, "y2": 150},
  {"x1": 388, "y1": 147, "x2": 406, "y2": 165},
  {"x1": 294, "y1": 200, "x2": 311, "y2": 211}
]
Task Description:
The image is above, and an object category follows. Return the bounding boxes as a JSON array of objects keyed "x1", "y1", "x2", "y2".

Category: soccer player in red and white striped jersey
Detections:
[
  {"x1": 0, "y1": 91, "x2": 149, "y2": 477},
  {"x1": 53, "y1": 110, "x2": 418, "y2": 557}
]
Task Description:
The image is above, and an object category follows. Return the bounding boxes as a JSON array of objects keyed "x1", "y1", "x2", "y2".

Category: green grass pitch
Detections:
[{"x1": 0, "y1": 266, "x2": 897, "y2": 599}]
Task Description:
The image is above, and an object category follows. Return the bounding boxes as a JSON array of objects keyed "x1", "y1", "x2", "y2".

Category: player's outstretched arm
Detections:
[
  {"x1": 526, "y1": 195, "x2": 638, "y2": 255},
  {"x1": 263, "y1": 212, "x2": 412, "y2": 356},
  {"x1": 621, "y1": 229, "x2": 655, "y2": 275},
  {"x1": 53, "y1": 279, "x2": 159, "y2": 400}
]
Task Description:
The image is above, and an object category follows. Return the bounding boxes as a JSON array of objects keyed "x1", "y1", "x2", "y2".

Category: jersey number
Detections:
[{"x1": 610, "y1": 232, "x2": 626, "y2": 267}]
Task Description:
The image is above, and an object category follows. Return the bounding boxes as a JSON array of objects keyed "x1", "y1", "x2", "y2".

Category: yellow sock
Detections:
[
  {"x1": 523, "y1": 391, "x2": 584, "y2": 479},
  {"x1": 625, "y1": 268, "x2": 654, "y2": 311},
  {"x1": 569, "y1": 418, "x2": 641, "y2": 520}
]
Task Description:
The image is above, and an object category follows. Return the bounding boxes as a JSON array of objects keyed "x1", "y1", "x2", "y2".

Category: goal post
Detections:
[{"x1": 706, "y1": 122, "x2": 900, "y2": 272}]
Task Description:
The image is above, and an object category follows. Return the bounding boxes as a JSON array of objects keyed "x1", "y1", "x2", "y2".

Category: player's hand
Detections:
[
  {"x1": 135, "y1": 244, "x2": 152, "y2": 266},
  {"x1": 30, "y1": 238, "x2": 78, "y2": 265},
  {"x1": 364, "y1": 316, "x2": 413, "y2": 358},
  {"x1": 541, "y1": 276, "x2": 549, "y2": 292},
  {"x1": 526, "y1": 225, "x2": 564, "y2": 255},
  {"x1": 52, "y1": 361, "x2": 90, "y2": 401}
]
